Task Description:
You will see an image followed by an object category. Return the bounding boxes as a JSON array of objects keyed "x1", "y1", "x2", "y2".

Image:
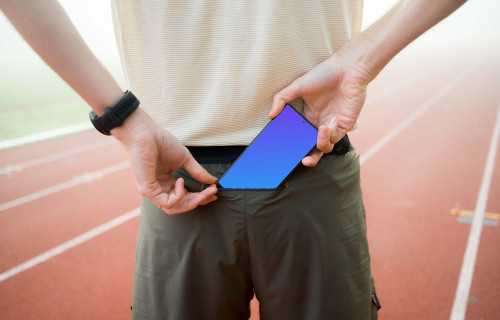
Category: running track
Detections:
[{"x1": 0, "y1": 46, "x2": 499, "y2": 319}]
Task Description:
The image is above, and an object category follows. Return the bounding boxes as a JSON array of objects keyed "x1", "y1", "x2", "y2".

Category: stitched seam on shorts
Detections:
[
  {"x1": 243, "y1": 192, "x2": 252, "y2": 272},
  {"x1": 243, "y1": 192, "x2": 257, "y2": 296}
]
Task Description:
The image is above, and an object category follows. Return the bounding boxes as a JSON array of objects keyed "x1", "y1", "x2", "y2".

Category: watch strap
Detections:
[{"x1": 89, "y1": 90, "x2": 140, "y2": 135}]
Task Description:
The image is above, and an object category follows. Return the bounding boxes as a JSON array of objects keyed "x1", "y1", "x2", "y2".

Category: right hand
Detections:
[{"x1": 112, "y1": 108, "x2": 218, "y2": 215}]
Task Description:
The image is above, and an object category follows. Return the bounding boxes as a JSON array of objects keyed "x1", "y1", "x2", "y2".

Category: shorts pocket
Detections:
[{"x1": 216, "y1": 184, "x2": 287, "y2": 192}]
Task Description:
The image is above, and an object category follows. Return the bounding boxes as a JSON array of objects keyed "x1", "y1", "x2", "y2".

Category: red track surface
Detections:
[{"x1": 1, "y1": 47, "x2": 499, "y2": 319}]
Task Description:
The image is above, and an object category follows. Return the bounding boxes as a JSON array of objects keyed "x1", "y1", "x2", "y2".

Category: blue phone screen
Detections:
[{"x1": 217, "y1": 105, "x2": 318, "y2": 189}]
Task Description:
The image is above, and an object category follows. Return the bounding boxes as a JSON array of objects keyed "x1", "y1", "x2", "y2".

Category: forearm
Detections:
[
  {"x1": 0, "y1": 0, "x2": 123, "y2": 115},
  {"x1": 340, "y1": 0, "x2": 467, "y2": 81}
]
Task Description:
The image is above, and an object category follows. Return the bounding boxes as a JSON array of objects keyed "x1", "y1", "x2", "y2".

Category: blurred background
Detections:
[
  {"x1": 1, "y1": 0, "x2": 499, "y2": 142},
  {"x1": 0, "y1": 0, "x2": 124, "y2": 141},
  {"x1": 1, "y1": 1, "x2": 499, "y2": 319}
]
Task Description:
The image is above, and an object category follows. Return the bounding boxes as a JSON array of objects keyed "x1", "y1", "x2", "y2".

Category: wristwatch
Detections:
[{"x1": 89, "y1": 90, "x2": 140, "y2": 135}]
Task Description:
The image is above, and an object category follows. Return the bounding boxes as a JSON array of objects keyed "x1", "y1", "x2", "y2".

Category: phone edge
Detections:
[{"x1": 217, "y1": 104, "x2": 318, "y2": 189}]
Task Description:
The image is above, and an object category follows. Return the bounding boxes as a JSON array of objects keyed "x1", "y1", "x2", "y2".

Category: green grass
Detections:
[
  {"x1": 0, "y1": 100, "x2": 89, "y2": 139},
  {"x1": 0, "y1": 58, "x2": 125, "y2": 141}
]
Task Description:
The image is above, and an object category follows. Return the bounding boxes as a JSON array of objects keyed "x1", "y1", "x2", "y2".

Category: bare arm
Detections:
[
  {"x1": 0, "y1": 0, "x2": 122, "y2": 113},
  {"x1": 269, "y1": 0, "x2": 467, "y2": 166},
  {"x1": 0, "y1": 0, "x2": 218, "y2": 213},
  {"x1": 343, "y1": 0, "x2": 468, "y2": 81}
]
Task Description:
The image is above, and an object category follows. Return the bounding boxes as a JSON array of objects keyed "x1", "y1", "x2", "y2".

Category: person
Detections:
[{"x1": 0, "y1": 0, "x2": 467, "y2": 319}]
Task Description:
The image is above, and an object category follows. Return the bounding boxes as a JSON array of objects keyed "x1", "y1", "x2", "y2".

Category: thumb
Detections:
[
  {"x1": 269, "y1": 78, "x2": 303, "y2": 119},
  {"x1": 183, "y1": 153, "x2": 218, "y2": 184}
]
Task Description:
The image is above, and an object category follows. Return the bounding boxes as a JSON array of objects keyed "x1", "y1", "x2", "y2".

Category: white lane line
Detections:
[
  {"x1": 0, "y1": 139, "x2": 116, "y2": 176},
  {"x1": 0, "y1": 97, "x2": 77, "y2": 113},
  {"x1": 360, "y1": 69, "x2": 469, "y2": 165},
  {"x1": 0, "y1": 123, "x2": 92, "y2": 151},
  {"x1": 450, "y1": 104, "x2": 500, "y2": 320},
  {"x1": 0, "y1": 161, "x2": 129, "y2": 212},
  {"x1": 0, "y1": 68, "x2": 474, "y2": 286},
  {"x1": 0, "y1": 208, "x2": 140, "y2": 283},
  {"x1": 367, "y1": 69, "x2": 428, "y2": 105}
]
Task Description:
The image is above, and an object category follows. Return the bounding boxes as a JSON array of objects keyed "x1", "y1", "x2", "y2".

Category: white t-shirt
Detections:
[{"x1": 111, "y1": 1, "x2": 363, "y2": 146}]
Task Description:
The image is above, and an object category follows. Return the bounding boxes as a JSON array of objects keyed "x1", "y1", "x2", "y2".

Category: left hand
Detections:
[{"x1": 269, "y1": 51, "x2": 371, "y2": 167}]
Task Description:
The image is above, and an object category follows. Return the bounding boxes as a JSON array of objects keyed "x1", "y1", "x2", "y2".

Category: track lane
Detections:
[
  {"x1": 451, "y1": 104, "x2": 500, "y2": 319},
  {"x1": 464, "y1": 104, "x2": 500, "y2": 320},
  {"x1": 4, "y1": 138, "x2": 114, "y2": 171},
  {"x1": 0, "y1": 48, "x2": 438, "y2": 286},
  {"x1": 0, "y1": 168, "x2": 139, "y2": 272},
  {"x1": 360, "y1": 59, "x2": 500, "y2": 319},
  {"x1": 0, "y1": 130, "x2": 101, "y2": 166},
  {"x1": 354, "y1": 59, "x2": 463, "y2": 155},
  {"x1": 0, "y1": 161, "x2": 129, "y2": 212},
  {"x1": 0, "y1": 208, "x2": 139, "y2": 283},
  {"x1": 0, "y1": 140, "x2": 127, "y2": 203},
  {"x1": 0, "y1": 215, "x2": 139, "y2": 319},
  {"x1": 0, "y1": 47, "x2": 499, "y2": 319}
]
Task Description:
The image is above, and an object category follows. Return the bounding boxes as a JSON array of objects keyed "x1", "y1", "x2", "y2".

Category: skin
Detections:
[
  {"x1": 269, "y1": 0, "x2": 467, "y2": 166},
  {"x1": 0, "y1": 0, "x2": 467, "y2": 214}
]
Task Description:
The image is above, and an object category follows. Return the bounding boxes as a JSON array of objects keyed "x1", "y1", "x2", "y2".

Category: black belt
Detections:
[{"x1": 187, "y1": 134, "x2": 350, "y2": 164}]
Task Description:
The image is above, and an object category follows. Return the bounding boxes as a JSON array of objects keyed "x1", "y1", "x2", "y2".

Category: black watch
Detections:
[{"x1": 89, "y1": 90, "x2": 140, "y2": 135}]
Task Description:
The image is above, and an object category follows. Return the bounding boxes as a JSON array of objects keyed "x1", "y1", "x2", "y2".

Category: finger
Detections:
[
  {"x1": 163, "y1": 185, "x2": 218, "y2": 215},
  {"x1": 302, "y1": 149, "x2": 324, "y2": 167},
  {"x1": 155, "y1": 177, "x2": 185, "y2": 210},
  {"x1": 183, "y1": 153, "x2": 218, "y2": 184},
  {"x1": 139, "y1": 179, "x2": 168, "y2": 207},
  {"x1": 200, "y1": 194, "x2": 218, "y2": 206},
  {"x1": 181, "y1": 185, "x2": 218, "y2": 208},
  {"x1": 269, "y1": 79, "x2": 302, "y2": 119},
  {"x1": 165, "y1": 177, "x2": 186, "y2": 208},
  {"x1": 317, "y1": 126, "x2": 334, "y2": 153},
  {"x1": 163, "y1": 188, "x2": 218, "y2": 215}
]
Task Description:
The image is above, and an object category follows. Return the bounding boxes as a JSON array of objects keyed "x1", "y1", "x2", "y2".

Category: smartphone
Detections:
[{"x1": 217, "y1": 104, "x2": 318, "y2": 189}]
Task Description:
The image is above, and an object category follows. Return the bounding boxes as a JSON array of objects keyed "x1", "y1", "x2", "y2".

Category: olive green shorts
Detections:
[{"x1": 132, "y1": 147, "x2": 381, "y2": 319}]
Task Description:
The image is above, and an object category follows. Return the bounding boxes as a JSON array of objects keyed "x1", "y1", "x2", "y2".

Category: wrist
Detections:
[
  {"x1": 91, "y1": 89, "x2": 127, "y2": 116},
  {"x1": 330, "y1": 40, "x2": 375, "y2": 87},
  {"x1": 111, "y1": 108, "x2": 156, "y2": 145},
  {"x1": 90, "y1": 90, "x2": 140, "y2": 136},
  {"x1": 334, "y1": 33, "x2": 391, "y2": 85},
  {"x1": 339, "y1": 0, "x2": 467, "y2": 82},
  {"x1": 334, "y1": 1, "x2": 412, "y2": 83}
]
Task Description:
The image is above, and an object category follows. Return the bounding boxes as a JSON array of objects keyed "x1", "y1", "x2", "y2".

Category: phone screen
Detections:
[{"x1": 217, "y1": 104, "x2": 318, "y2": 189}]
